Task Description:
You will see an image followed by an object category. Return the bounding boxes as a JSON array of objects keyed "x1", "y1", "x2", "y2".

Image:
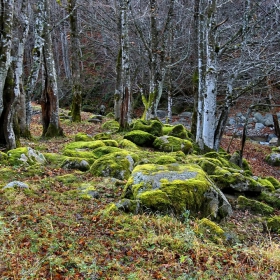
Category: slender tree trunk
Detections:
[
  {"x1": 119, "y1": 0, "x2": 132, "y2": 129},
  {"x1": 69, "y1": 0, "x2": 82, "y2": 122},
  {"x1": 14, "y1": 0, "x2": 30, "y2": 139},
  {"x1": 41, "y1": 0, "x2": 63, "y2": 137}
]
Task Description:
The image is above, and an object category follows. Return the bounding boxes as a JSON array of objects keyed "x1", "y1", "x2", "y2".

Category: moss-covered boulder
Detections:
[
  {"x1": 89, "y1": 151, "x2": 139, "y2": 180},
  {"x1": 61, "y1": 158, "x2": 90, "y2": 171},
  {"x1": 162, "y1": 124, "x2": 189, "y2": 139},
  {"x1": 124, "y1": 130, "x2": 156, "y2": 147},
  {"x1": 92, "y1": 146, "x2": 123, "y2": 159},
  {"x1": 74, "y1": 132, "x2": 93, "y2": 142},
  {"x1": 63, "y1": 141, "x2": 105, "y2": 158},
  {"x1": 265, "y1": 152, "x2": 280, "y2": 166},
  {"x1": 101, "y1": 120, "x2": 120, "y2": 132},
  {"x1": 119, "y1": 139, "x2": 140, "y2": 150},
  {"x1": 237, "y1": 196, "x2": 274, "y2": 215},
  {"x1": 153, "y1": 135, "x2": 193, "y2": 154},
  {"x1": 259, "y1": 191, "x2": 280, "y2": 209},
  {"x1": 122, "y1": 163, "x2": 232, "y2": 220},
  {"x1": 267, "y1": 216, "x2": 280, "y2": 233},
  {"x1": 102, "y1": 140, "x2": 119, "y2": 147},
  {"x1": 131, "y1": 119, "x2": 163, "y2": 136},
  {"x1": 210, "y1": 168, "x2": 264, "y2": 193},
  {"x1": 7, "y1": 147, "x2": 46, "y2": 166}
]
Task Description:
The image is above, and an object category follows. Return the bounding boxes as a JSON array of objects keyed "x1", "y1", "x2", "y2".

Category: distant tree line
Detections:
[{"x1": 0, "y1": 0, "x2": 280, "y2": 150}]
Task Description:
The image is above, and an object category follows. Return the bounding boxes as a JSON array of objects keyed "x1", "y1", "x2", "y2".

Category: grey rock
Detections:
[
  {"x1": 255, "y1": 123, "x2": 265, "y2": 130},
  {"x1": 3, "y1": 181, "x2": 29, "y2": 189}
]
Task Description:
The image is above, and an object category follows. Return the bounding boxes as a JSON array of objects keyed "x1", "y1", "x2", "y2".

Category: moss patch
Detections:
[
  {"x1": 101, "y1": 120, "x2": 120, "y2": 132},
  {"x1": 237, "y1": 196, "x2": 274, "y2": 215},
  {"x1": 131, "y1": 119, "x2": 163, "y2": 136},
  {"x1": 124, "y1": 130, "x2": 156, "y2": 147},
  {"x1": 89, "y1": 151, "x2": 138, "y2": 180},
  {"x1": 74, "y1": 132, "x2": 93, "y2": 142},
  {"x1": 267, "y1": 216, "x2": 280, "y2": 233},
  {"x1": 153, "y1": 136, "x2": 193, "y2": 154}
]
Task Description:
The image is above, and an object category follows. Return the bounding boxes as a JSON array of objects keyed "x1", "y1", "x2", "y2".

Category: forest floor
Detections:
[{"x1": 0, "y1": 106, "x2": 280, "y2": 279}]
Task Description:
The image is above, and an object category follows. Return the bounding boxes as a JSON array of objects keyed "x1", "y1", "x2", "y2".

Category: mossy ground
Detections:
[{"x1": 0, "y1": 110, "x2": 279, "y2": 279}]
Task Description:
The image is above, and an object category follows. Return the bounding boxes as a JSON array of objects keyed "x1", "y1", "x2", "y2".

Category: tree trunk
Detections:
[
  {"x1": 41, "y1": 0, "x2": 63, "y2": 138},
  {"x1": 69, "y1": 0, "x2": 82, "y2": 122},
  {"x1": 14, "y1": 0, "x2": 30, "y2": 139}
]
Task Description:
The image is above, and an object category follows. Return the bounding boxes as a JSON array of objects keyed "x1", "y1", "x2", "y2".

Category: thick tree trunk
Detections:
[
  {"x1": 0, "y1": 0, "x2": 14, "y2": 118},
  {"x1": 0, "y1": 67, "x2": 16, "y2": 150}
]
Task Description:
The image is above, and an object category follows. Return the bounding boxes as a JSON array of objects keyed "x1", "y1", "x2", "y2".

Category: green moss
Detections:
[
  {"x1": 163, "y1": 124, "x2": 188, "y2": 139},
  {"x1": 131, "y1": 119, "x2": 163, "y2": 136},
  {"x1": 74, "y1": 133, "x2": 92, "y2": 142},
  {"x1": 265, "y1": 176, "x2": 280, "y2": 189},
  {"x1": 101, "y1": 120, "x2": 120, "y2": 132},
  {"x1": 105, "y1": 112, "x2": 115, "y2": 118},
  {"x1": 124, "y1": 130, "x2": 156, "y2": 146},
  {"x1": 101, "y1": 203, "x2": 119, "y2": 216},
  {"x1": 153, "y1": 136, "x2": 193, "y2": 154},
  {"x1": 92, "y1": 146, "x2": 123, "y2": 158},
  {"x1": 122, "y1": 163, "x2": 223, "y2": 217},
  {"x1": 197, "y1": 218, "x2": 225, "y2": 242},
  {"x1": 137, "y1": 190, "x2": 172, "y2": 212},
  {"x1": 154, "y1": 155, "x2": 177, "y2": 165},
  {"x1": 43, "y1": 123, "x2": 64, "y2": 138},
  {"x1": 93, "y1": 132, "x2": 112, "y2": 140},
  {"x1": 7, "y1": 147, "x2": 46, "y2": 166},
  {"x1": 237, "y1": 196, "x2": 274, "y2": 215},
  {"x1": 44, "y1": 153, "x2": 69, "y2": 166},
  {"x1": 118, "y1": 139, "x2": 140, "y2": 150},
  {"x1": 257, "y1": 178, "x2": 275, "y2": 192},
  {"x1": 115, "y1": 198, "x2": 139, "y2": 213},
  {"x1": 89, "y1": 151, "x2": 138, "y2": 180},
  {"x1": 259, "y1": 192, "x2": 280, "y2": 209},
  {"x1": 55, "y1": 174, "x2": 78, "y2": 184},
  {"x1": 63, "y1": 141, "x2": 105, "y2": 158},
  {"x1": 265, "y1": 153, "x2": 280, "y2": 166},
  {"x1": 0, "y1": 151, "x2": 8, "y2": 164},
  {"x1": 267, "y1": 216, "x2": 280, "y2": 233},
  {"x1": 0, "y1": 167, "x2": 18, "y2": 186},
  {"x1": 102, "y1": 140, "x2": 118, "y2": 147}
]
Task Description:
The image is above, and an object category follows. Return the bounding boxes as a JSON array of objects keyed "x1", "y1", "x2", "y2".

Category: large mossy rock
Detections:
[
  {"x1": 63, "y1": 140, "x2": 105, "y2": 158},
  {"x1": 89, "y1": 151, "x2": 139, "y2": 180},
  {"x1": 124, "y1": 130, "x2": 156, "y2": 147},
  {"x1": 121, "y1": 163, "x2": 232, "y2": 220},
  {"x1": 265, "y1": 152, "x2": 280, "y2": 166},
  {"x1": 153, "y1": 135, "x2": 193, "y2": 154},
  {"x1": 7, "y1": 147, "x2": 46, "y2": 166},
  {"x1": 131, "y1": 119, "x2": 163, "y2": 136},
  {"x1": 237, "y1": 196, "x2": 274, "y2": 215},
  {"x1": 61, "y1": 158, "x2": 90, "y2": 171},
  {"x1": 162, "y1": 124, "x2": 190, "y2": 139}
]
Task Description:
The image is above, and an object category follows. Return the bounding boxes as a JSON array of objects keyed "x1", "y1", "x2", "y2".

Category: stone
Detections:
[
  {"x1": 124, "y1": 130, "x2": 156, "y2": 146},
  {"x1": 153, "y1": 135, "x2": 193, "y2": 154},
  {"x1": 3, "y1": 181, "x2": 29, "y2": 189},
  {"x1": 61, "y1": 158, "x2": 90, "y2": 171},
  {"x1": 122, "y1": 163, "x2": 232, "y2": 220},
  {"x1": 269, "y1": 137, "x2": 279, "y2": 146},
  {"x1": 7, "y1": 147, "x2": 46, "y2": 166},
  {"x1": 265, "y1": 153, "x2": 280, "y2": 166},
  {"x1": 255, "y1": 123, "x2": 265, "y2": 131},
  {"x1": 89, "y1": 151, "x2": 138, "y2": 180}
]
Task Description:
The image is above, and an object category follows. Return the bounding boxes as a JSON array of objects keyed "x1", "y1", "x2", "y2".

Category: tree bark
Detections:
[
  {"x1": 41, "y1": 0, "x2": 64, "y2": 138},
  {"x1": 69, "y1": 0, "x2": 82, "y2": 122}
]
